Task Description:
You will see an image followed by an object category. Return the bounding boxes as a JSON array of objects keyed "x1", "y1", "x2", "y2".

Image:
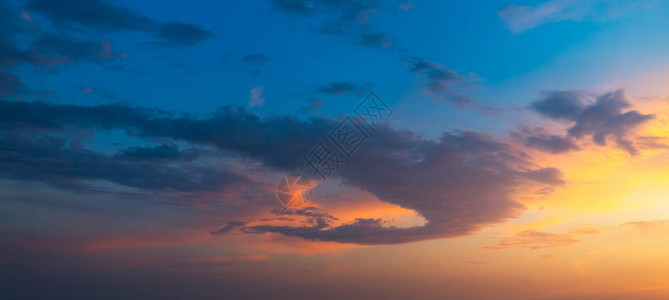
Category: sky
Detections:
[{"x1": 2, "y1": 0, "x2": 669, "y2": 299}]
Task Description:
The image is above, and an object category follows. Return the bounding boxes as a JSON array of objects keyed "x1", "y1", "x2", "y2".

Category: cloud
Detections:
[
  {"x1": 114, "y1": 144, "x2": 200, "y2": 163},
  {"x1": 0, "y1": 2, "x2": 204, "y2": 76},
  {"x1": 30, "y1": 35, "x2": 123, "y2": 62},
  {"x1": 0, "y1": 131, "x2": 246, "y2": 193},
  {"x1": 529, "y1": 89, "x2": 653, "y2": 155},
  {"x1": 0, "y1": 35, "x2": 126, "y2": 68},
  {"x1": 540, "y1": 254, "x2": 557, "y2": 260},
  {"x1": 24, "y1": 0, "x2": 211, "y2": 46},
  {"x1": 242, "y1": 53, "x2": 269, "y2": 64},
  {"x1": 0, "y1": 99, "x2": 563, "y2": 245},
  {"x1": 156, "y1": 22, "x2": 212, "y2": 45},
  {"x1": 0, "y1": 70, "x2": 23, "y2": 96},
  {"x1": 299, "y1": 98, "x2": 325, "y2": 113},
  {"x1": 398, "y1": 1, "x2": 416, "y2": 11},
  {"x1": 269, "y1": 0, "x2": 391, "y2": 48},
  {"x1": 621, "y1": 220, "x2": 669, "y2": 232},
  {"x1": 271, "y1": 206, "x2": 339, "y2": 223},
  {"x1": 636, "y1": 136, "x2": 669, "y2": 150},
  {"x1": 215, "y1": 206, "x2": 342, "y2": 236},
  {"x1": 405, "y1": 56, "x2": 497, "y2": 115},
  {"x1": 514, "y1": 127, "x2": 581, "y2": 154},
  {"x1": 530, "y1": 90, "x2": 591, "y2": 119},
  {"x1": 0, "y1": 4, "x2": 80, "y2": 67},
  {"x1": 356, "y1": 32, "x2": 391, "y2": 48},
  {"x1": 498, "y1": 0, "x2": 655, "y2": 34},
  {"x1": 407, "y1": 57, "x2": 466, "y2": 101},
  {"x1": 269, "y1": 0, "x2": 378, "y2": 22},
  {"x1": 219, "y1": 129, "x2": 563, "y2": 244},
  {"x1": 242, "y1": 54, "x2": 269, "y2": 76},
  {"x1": 485, "y1": 230, "x2": 581, "y2": 250},
  {"x1": 488, "y1": 221, "x2": 664, "y2": 250},
  {"x1": 268, "y1": 0, "x2": 318, "y2": 16},
  {"x1": 498, "y1": 0, "x2": 588, "y2": 34},
  {"x1": 519, "y1": 167, "x2": 564, "y2": 185},
  {"x1": 529, "y1": 135, "x2": 580, "y2": 154},
  {"x1": 24, "y1": 0, "x2": 153, "y2": 31},
  {"x1": 248, "y1": 86, "x2": 265, "y2": 108},
  {"x1": 211, "y1": 221, "x2": 247, "y2": 235},
  {"x1": 315, "y1": 81, "x2": 367, "y2": 96}
]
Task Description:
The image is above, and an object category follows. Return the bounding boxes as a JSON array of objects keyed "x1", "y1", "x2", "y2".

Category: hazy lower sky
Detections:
[{"x1": 2, "y1": 0, "x2": 669, "y2": 299}]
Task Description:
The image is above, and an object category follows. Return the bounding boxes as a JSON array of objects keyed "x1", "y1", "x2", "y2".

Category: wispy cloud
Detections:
[
  {"x1": 499, "y1": 0, "x2": 656, "y2": 33},
  {"x1": 485, "y1": 226, "x2": 611, "y2": 250},
  {"x1": 24, "y1": 0, "x2": 212, "y2": 45},
  {"x1": 499, "y1": 0, "x2": 588, "y2": 33},
  {"x1": 269, "y1": 0, "x2": 391, "y2": 48},
  {"x1": 249, "y1": 86, "x2": 265, "y2": 108}
]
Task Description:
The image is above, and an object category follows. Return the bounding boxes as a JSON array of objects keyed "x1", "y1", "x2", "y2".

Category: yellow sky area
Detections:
[
  {"x1": 510, "y1": 104, "x2": 669, "y2": 229},
  {"x1": 423, "y1": 102, "x2": 669, "y2": 297},
  {"x1": 230, "y1": 218, "x2": 669, "y2": 300}
]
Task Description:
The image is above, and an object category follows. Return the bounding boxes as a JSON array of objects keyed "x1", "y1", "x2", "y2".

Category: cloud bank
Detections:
[{"x1": 0, "y1": 99, "x2": 563, "y2": 245}]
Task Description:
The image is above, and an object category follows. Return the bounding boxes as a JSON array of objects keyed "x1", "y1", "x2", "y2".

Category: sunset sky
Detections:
[{"x1": 2, "y1": 0, "x2": 669, "y2": 299}]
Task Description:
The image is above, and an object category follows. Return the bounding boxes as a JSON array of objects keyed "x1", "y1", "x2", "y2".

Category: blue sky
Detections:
[{"x1": 9, "y1": 0, "x2": 668, "y2": 137}]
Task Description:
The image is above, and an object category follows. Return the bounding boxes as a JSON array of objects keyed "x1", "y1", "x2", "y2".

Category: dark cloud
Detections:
[
  {"x1": 157, "y1": 23, "x2": 212, "y2": 45},
  {"x1": 1, "y1": 99, "x2": 562, "y2": 245},
  {"x1": 525, "y1": 134, "x2": 581, "y2": 154},
  {"x1": 0, "y1": 4, "x2": 125, "y2": 70},
  {"x1": 529, "y1": 89, "x2": 654, "y2": 155},
  {"x1": 530, "y1": 90, "x2": 590, "y2": 120},
  {"x1": 406, "y1": 57, "x2": 468, "y2": 103},
  {"x1": 31, "y1": 36, "x2": 113, "y2": 62},
  {"x1": 24, "y1": 0, "x2": 153, "y2": 31},
  {"x1": 0, "y1": 100, "x2": 151, "y2": 130},
  {"x1": 405, "y1": 56, "x2": 499, "y2": 115},
  {"x1": 514, "y1": 128, "x2": 581, "y2": 154},
  {"x1": 0, "y1": 100, "x2": 327, "y2": 169},
  {"x1": 269, "y1": 0, "x2": 391, "y2": 48},
  {"x1": 270, "y1": 206, "x2": 339, "y2": 223},
  {"x1": 299, "y1": 98, "x2": 325, "y2": 113},
  {"x1": 215, "y1": 207, "x2": 341, "y2": 236},
  {"x1": 355, "y1": 32, "x2": 391, "y2": 48},
  {"x1": 242, "y1": 53, "x2": 269, "y2": 76},
  {"x1": 24, "y1": 0, "x2": 211, "y2": 46},
  {"x1": 222, "y1": 127, "x2": 563, "y2": 244},
  {"x1": 114, "y1": 144, "x2": 200, "y2": 162},
  {"x1": 1, "y1": 35, "x2": 118, "y2": 67},
  {"x1": 0, "y1": 131, "x2": 244, "y2": 193},
  {"x1": 0, "y1": 101, "x2": 250, "y2": 196},
  {"x1": 269, "y1": 0, "x2": 318, "y2": 16},
  {"x1": 270, "y1": 0, "x2": 379, "y2": 22},
  {"x1": 315, "y1": 81, "x2": 367, "y2": 95},
  {"x1": 0, "y1": 70, "x2": 23, "y2": 96},
  {"x1": 519, "y1": 167, "x2": 564, "y2": 185},
  {"x1": 242, "y1": 53, "x2": 269, "y2": 64},
  {"x1": 0, "y1": 4, "x2": 25, "y2": 37},
  {"x1": 211, "y1": 221, "x2": 247, "y2": 235}
]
